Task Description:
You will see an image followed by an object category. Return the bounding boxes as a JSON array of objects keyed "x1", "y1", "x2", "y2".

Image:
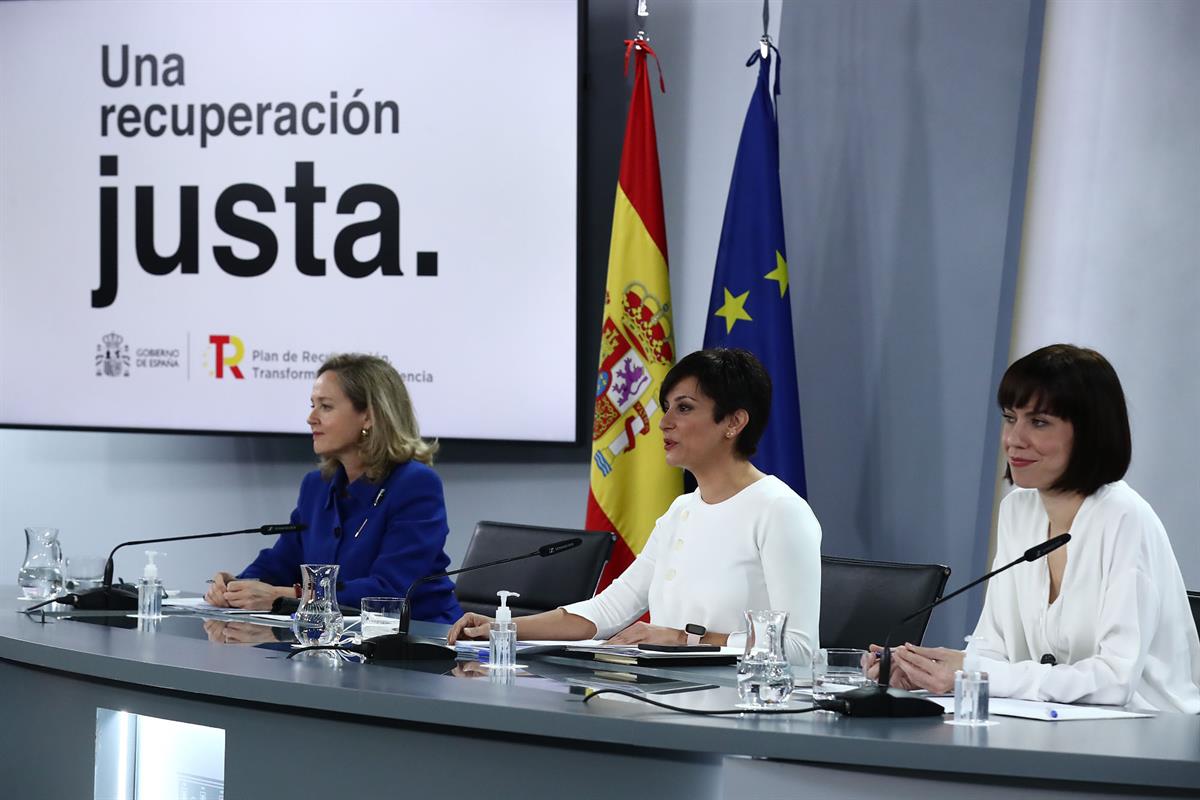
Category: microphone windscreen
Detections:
[
  {"x1": 538, "y1": 538, "x2": 583, "y2": 557},
  {"x1": 260, "y1": 523, "x2": 306, "y2": 535},
  {"x1": 1023, "y1": 532, "x2": 1071, "y2": 562}
]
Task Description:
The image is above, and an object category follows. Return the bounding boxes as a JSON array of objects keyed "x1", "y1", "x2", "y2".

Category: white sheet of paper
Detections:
[
  {"x1": 452, "y1": 638, "x2": 609, "y2": 654},
  {"x1": 928, "y1": 696, "x2": 1153, "y2": 721},
  {"x1": 162, "y1": 597, "x2": 277, "y2": 615}
]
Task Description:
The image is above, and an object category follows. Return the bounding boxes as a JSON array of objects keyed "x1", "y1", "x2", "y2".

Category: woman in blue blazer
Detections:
[{"x1": 204, "y1": 354, "x2": 462, "y2": 623}]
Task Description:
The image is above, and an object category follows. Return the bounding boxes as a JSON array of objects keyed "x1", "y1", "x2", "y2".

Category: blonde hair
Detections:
[{"x1": 316, "y1": 354, "x2": 437, "y2": 481}]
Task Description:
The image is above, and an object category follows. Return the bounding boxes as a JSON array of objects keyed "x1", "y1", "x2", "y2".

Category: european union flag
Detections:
[{"x1": 702, "y1": 48, "x2": 806, "y2": 497}]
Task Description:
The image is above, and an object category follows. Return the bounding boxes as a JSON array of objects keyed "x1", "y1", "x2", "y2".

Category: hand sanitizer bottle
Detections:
[
  {"x1": 137, "y1": 550, "x2": 163, "y2": 620},
  {"x1": 953, "y1": 635, "x2": 989, "y2": 724},
  {"x1": 487, "y1": 590, "x2": 520, "y2": 669}
]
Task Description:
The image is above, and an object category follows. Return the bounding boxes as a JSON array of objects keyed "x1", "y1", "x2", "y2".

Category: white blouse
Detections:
[
  {"x1": 973, "y1": 481, "x2": 1200, "y2": 712},
  {"x1": 563, "y1": 475, "x2": 822, "y2": 665}
]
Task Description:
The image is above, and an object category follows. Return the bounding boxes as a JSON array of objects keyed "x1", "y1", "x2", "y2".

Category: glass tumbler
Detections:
[
  {"x1": 812, "y1": 648, "x2": 869, "y2": 700},
  {"x1": 360, "y1": 597, "x2": 406, "y2": 639},
  {"x1": 65, "y1": 555, "x2": 108, "y2": 591}
]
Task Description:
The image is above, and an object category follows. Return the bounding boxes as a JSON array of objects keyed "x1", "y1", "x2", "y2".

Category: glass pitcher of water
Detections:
[
  {"x1": 292, "y1": 564, "x2": 344, "y2": 646},
  {"x1": 18, "y1": 527, "x2": 64, "y2": 600},
  {"x1": 736, "y1": 609, "x2": 794, "y2": 708}
]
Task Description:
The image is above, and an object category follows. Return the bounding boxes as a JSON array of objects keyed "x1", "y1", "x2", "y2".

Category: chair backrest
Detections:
[
  {"x1": 454, "y1": 521, "x2": 616, "y2": 617},
  {"x1": 1188, "y1": 591, "x2": 1200, "y2": 641},
  {"x1": 819, "y1": 555, "x2": 951, "y2": 649}
]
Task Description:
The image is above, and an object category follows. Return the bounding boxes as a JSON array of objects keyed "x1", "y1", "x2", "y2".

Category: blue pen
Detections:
[{"x1": 1045, "y1": 708, "x2": 1059, "y2": 719}]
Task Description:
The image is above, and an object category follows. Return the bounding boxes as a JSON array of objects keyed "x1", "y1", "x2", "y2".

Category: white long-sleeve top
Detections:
[
  {"x1": 973, "y1": 481, "x2": 1200, "y2": 712},
  {"x1": 563, "y1": 476, "x2": 822, "y2": 665}
]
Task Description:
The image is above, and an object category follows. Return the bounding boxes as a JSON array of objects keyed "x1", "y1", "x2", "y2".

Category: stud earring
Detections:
[{"x1": 360, "y1": 428, "x2": 370, "y2": 439}]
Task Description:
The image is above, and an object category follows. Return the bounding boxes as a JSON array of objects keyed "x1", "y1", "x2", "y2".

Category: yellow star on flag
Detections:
[
  {"x1": 764, "y1": 251, "x2": 788, "y2": 298},
  {"x1": 714, "y1": 288, "x2": 753, "y2": 334}
]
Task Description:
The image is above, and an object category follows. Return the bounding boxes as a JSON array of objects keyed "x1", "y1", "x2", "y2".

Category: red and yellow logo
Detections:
[{"x1": 208, "y1": 335, "x2": 245, "y2": 379}]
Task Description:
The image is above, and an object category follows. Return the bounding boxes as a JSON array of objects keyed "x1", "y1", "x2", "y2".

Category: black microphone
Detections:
[
  {"x1": 355, "y1": 537, "x2": 584, "y2": 662},
  {"x1": 24, "y1": 524, "x2": 305, "y2": 613},
  {"x1": 823, "y1": 532, "x2": 1071, "y2": 718},
  {"x1": 1023, "y1": 533, "x2": 1071, "y2": 562}
]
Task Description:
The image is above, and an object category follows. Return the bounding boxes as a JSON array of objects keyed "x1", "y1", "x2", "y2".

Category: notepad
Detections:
[{"x1": 568, "y1": 644, "x2": 741, "y2": 667}]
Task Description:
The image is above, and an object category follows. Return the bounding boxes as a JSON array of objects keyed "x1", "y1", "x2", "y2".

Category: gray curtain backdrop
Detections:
[
  {"x1": 1011, "y1": 0, "x2": 1200, "y2": 584},
  {"x1": 779, "y1": 0, "x2": 1044, "y2": 646}
]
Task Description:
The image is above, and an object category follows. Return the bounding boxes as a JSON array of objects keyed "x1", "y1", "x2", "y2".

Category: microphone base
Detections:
[
  {"x1": 360, "y1": 633, "x2": 457, "y2": 662},
  {"x1": 61, "y1": 584, "x2": 140, "y2": 612},
  {"x1": 823, "y1": 684, "x2": 945, "y2": 718}
]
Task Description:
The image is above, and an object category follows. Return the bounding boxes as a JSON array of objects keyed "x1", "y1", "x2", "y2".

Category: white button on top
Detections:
[
  {"x1": 681, "y1": 510, "x2": 690, "y2": 521},
  {"x1": 665, "y1": 568, "x2": 677, "y2": 581},
  {"x1": 673, "y1": 538, "x2": 684, "y2": 551}
]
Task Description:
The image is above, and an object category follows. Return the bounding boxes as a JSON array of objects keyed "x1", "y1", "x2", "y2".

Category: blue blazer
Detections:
[{"x1": 239, "y1": 461, "x2": 463, "y2": 623}]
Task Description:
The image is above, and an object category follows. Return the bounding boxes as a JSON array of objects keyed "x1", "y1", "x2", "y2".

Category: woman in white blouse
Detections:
[
  {"x1": 447, "y1": 348, "x2": 822, "y2": 665},
  {"x1": 883, "y1": 344, "x2": 1200, "y2": 712}
]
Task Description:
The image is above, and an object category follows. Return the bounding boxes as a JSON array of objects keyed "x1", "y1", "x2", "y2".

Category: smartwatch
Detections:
[{"x1": 685, "y1": 623, "x2": 706, "y2": 647}]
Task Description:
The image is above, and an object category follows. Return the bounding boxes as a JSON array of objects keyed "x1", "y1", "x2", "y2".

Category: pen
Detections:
[
  {"x1": 206, "y1": 577, "x2": 259, "y2": 584},
  {"x1": 1045, "y1": 707, "x2": 1059, "y2": 719}
]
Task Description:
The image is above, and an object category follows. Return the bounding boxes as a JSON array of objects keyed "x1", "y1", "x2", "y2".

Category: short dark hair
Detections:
[
  {"x1": 659, "y1": 348, "x2": 772, "y2": 458},
  {"x1": 997, "y1": 344, "x2": 1131, "y2": 495}
]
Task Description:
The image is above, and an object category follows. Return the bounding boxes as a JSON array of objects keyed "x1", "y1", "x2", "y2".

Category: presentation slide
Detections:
[{"x1": 0, "y1": 0, "x2": 579, "y2": 441}]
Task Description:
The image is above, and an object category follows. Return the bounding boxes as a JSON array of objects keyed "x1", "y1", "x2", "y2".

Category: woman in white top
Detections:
[
  {"x1": 882, "y1": 344, "x2": 1200, "y2": 712},
  {"x1": 447, "y1": 348, "x2": 822, "y2": 665}
]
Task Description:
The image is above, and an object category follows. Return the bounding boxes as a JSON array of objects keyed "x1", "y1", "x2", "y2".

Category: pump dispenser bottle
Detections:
[
  {"x1": 137, "y1": 550, "x2": 163, "y2": 619},
  {"x1": 487, "y1": 590, "x2": 520, "y2": 669},
  {"x1": 952, "y1": 635, "x2": 990, "y2": 724}
]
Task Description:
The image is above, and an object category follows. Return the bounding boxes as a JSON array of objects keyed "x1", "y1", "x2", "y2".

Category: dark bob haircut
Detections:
[
  {"x1": 659, "y1": 348, "x2": 771, "y2": 459},
  {"x1": 997, "y1": 344, "x2": 1131, "y2": 496}
]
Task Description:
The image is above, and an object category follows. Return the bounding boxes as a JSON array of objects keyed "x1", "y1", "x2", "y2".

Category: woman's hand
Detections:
[
  {"x1": 446, "y1": 613, "x2": 495, "y2": 644},
  {"x1": 864, "y1": 644, "x2": 919, "y2": 690},
  {"x1": 890, "y1": 644, "x2": 964, "y2": 693},
  {"x1": 221, "y1": 579, "x2": 286, "y2": 611},
  {"x1": 864, "y1": 645, "x2": 885, "y2": 682},
  {"x1": 203, "y1": 572, "x2": 236, "y2": 606},
  {"x1": 606, "y1": 621, "x2": 685, "y2": 646}
]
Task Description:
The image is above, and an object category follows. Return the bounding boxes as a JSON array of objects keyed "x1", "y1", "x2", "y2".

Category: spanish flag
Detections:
[{"x1": 586, "y1": 39, "x2": 683, "y2": 590}]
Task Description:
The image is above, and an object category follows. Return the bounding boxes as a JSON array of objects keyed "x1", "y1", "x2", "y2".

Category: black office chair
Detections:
[
  {"x1": 454, "y1": 521, "x2": 616, "y2": 617},
  {"x1": 1187, "y1": 591, "x2": 1200, "y2": 640},
  {"x1": 819, "y1": 555, "x2": 951, "y2": 649}
]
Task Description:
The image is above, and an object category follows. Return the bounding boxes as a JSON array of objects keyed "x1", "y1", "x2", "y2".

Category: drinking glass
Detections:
[
  {"x1": 65, "y1": 555, "x2": 107, "y2": 590},
  {"x1": 812, "y1": 648, "x2": 869, "y2": 700},
  {"x1": 736, "y1": 609, "x2": 794, "y2": 709},
  {"x1": 360, "y1": 597, "x2": 406, "y2": 639}
]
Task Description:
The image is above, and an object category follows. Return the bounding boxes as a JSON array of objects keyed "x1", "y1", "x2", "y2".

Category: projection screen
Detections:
[{"x1": 0, "y1": 0, "x2": 579, "y2": 441}]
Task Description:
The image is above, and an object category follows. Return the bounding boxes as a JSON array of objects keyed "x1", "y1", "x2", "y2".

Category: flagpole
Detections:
[{"x1": 635, "y1": 0, "x2": 650, "y2": 43}]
